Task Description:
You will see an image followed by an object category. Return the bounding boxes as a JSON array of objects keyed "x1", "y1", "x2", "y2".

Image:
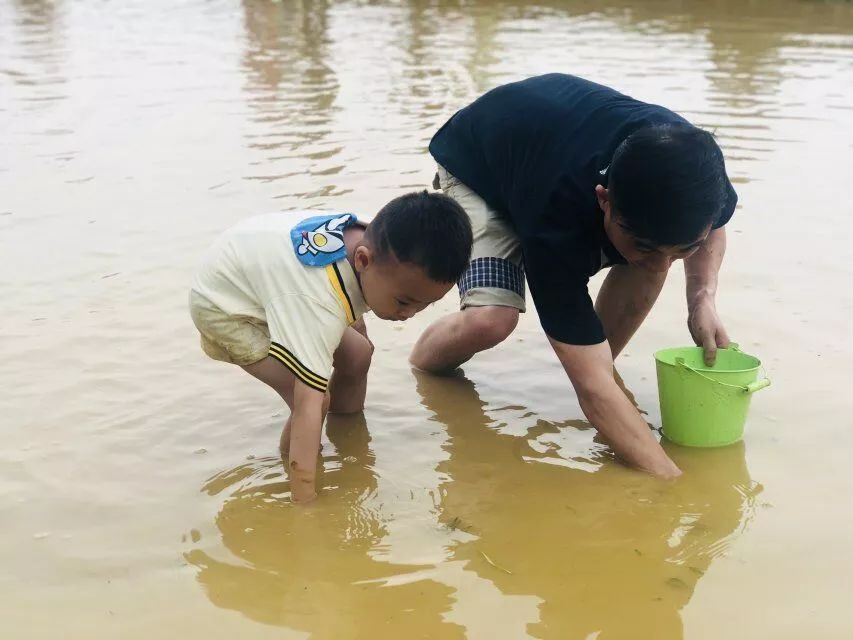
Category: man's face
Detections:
[
  {"x1": 353, "y1": 247, "x2": 452, "y2": 321},
  {"x1": 596, "y1": 185, "x2": 708, "y2": 273},
  {"x1": 605, "y1": 215, "x2": 708, "y2": 272}
]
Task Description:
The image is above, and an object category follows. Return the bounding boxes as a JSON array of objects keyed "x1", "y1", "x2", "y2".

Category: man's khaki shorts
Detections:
[
  {"x1": 434, "y1": 165, "x2": 526, "y2": 312},
  {"x1": 189, "y1": 290, "x2": 270, "y2": 366}
]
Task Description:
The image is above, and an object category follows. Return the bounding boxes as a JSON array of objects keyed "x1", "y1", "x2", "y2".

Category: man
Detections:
[{"x1": 410, "y1": 74, "x2": 738, "y2": 478}]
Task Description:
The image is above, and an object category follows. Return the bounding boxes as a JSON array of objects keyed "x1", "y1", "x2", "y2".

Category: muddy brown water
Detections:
[{"x1": 2, "y1": 0, "x2": 852, "y2": 638}]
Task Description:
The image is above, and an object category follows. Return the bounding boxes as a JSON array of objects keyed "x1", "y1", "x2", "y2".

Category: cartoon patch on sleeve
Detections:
[{"x1": 291, "y1": 213, "x2": 358, "y2": 266}]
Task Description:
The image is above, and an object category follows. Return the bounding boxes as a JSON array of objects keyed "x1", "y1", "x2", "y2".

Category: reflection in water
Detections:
[
  {"x1": 185, "y1": 414, "x2": 465, "y2": 638},
  {"x1": 554, "y1": 0, "x2": 794, "y2": 94},
  {"x1": 240, "y1": 0, "x2": 343, "y2": 193},
  {"x1": 3, "y1": 0, "x2": 68, "y2": 164},
  {"x1": 8, "y1": 0, "x2": 65, "y2": 83},
  {"x1": 393, "y1": 0, "x2": 501, "y2": 122},
  {"x1": 415, "y1": 370, "x2": 761, "y2": 639}
]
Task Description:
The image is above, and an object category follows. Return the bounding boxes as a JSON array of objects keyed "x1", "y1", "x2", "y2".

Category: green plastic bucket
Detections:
[{"x1": 654, "y1": 346, "x2": 770, "y2": 447}]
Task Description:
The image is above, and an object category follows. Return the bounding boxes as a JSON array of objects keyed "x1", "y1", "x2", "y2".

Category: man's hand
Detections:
[
  {"x1": 685, "y1": 226, "x2": 730, "y2": 366},
  {"x1": 549, "y1": 338, "x2": 681, "y2": 479},
  {"x1": 688, "y1": 296, "x2": 730, "y2": 366}
]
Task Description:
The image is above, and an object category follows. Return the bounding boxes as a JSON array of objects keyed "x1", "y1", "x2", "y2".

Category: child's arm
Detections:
[{"x1": 288, "y1": 380, "x2": 327, "y2": 504}]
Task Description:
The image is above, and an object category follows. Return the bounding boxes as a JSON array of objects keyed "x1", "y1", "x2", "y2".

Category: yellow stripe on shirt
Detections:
[
  {"x1": 325, "y1": 263, "x2": 355, "y2": 325},
  {"x1": 269, "y1": 342, "x2": 328, "y2": 392}
]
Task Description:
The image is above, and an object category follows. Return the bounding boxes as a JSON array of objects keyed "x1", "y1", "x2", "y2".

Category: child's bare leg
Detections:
[
  {"x1": 328, "y1": 320, "x2": 374, "y2": 414},
  {"x1": 280, "y1": 416, "x2": 292, "y2": 456},
  {"x1": 241, "y1": 357, "x2": 297, "y2": 454},
  {"x1": 241, "y1": 358, "x2": 333, "y2": 458}
]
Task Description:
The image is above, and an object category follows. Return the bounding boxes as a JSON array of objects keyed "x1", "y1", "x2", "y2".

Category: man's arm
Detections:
[
  {"x1": 594, "y1": 265, "x2": 668, "y2": 359},
  {"x1": 548, "y1": 337, "x2": 682, "y2": 478},
  {"x1": 288, "y1": 380, "x2": 326, "y2": 504},
  {"x1": 684, "y1": 226, "x2": 730, "y2": 365}
]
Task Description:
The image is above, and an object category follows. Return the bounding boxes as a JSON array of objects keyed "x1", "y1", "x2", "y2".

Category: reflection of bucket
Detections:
[{"x1": 654, "y1": 346, "x2": 770, "y2": 447}]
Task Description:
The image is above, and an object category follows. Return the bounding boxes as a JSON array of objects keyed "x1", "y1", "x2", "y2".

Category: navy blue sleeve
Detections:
[
  {"x1": 521, "y1": 234, "x2": 606, "y2": 346},
  {"x1": 714, "y1": 179, "x2": 738, "y2": 229}
]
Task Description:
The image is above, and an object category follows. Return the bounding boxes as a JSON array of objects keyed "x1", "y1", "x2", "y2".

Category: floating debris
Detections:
[
  {"x1": 480, "y1": 550, "x2": 512, "y2": 575},
  {"x1": 666, "y1": 577, "x2": 688, "y2": 590},
  {"x1": 444, "y1": 516, "x2": 476, "y2": 534}
]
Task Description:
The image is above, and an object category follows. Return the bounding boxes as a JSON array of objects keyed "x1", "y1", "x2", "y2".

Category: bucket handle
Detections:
[{"x1": 675, "y1": 357, "x2": 771, "y2": 394}]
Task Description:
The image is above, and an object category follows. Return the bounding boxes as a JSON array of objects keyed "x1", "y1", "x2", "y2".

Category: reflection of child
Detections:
[{"x1": 190, "y1": 192, "x2": 473, "y2": 503}]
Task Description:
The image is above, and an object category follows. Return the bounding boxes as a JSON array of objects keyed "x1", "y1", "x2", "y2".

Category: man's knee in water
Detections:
[{"x1": 463, "y1": 305, "x2": 519, "y2": 350}]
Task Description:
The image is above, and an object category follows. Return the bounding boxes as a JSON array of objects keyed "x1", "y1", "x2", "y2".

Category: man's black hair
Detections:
[
  {"x1": 367, "y1": 190, "x2": 473, "y2": 283},
  {"x1": 608, "y1": 124, "x2": 729, "y2": 246}
]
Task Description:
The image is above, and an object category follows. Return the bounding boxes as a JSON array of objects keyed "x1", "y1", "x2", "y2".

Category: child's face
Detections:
[{"x1": 354, "y1": 249, "x2": 453, "y2": 321}]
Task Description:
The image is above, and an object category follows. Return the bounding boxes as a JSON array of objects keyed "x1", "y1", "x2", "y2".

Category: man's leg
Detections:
[
  {"x1": 411, "y1": 165, "x2": 525, "y2": 373},
  {"x1": 594, "y1": 264, "x2": 668, "y2": 359},
  {"x1": 410, "y1": 305, "x2": 519, "y2": 372}
]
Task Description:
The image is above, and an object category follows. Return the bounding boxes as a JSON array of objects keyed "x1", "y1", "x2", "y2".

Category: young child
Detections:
[{"x1": 190, "y1": 191, "x2": 473, "y2": 503}]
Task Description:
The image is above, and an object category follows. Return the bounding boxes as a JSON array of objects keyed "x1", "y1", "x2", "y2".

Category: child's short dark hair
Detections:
[
  {"x1": 366, "y1": 191, "x2": 473, "y2": 283},
  {"x1": 608, "y1": 124, "x2": 729, "y2": 246}
]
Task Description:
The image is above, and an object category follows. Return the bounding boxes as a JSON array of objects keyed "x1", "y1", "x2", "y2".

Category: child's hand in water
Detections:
[
  {"x1": 291, "y1": 490, "x2": 317, "y2": 505},
  {"x1": 289, "y1": 463, "x2": 318, "y2": 504},
  {"x1": 287, "y1": 383, "x2": 327, "y2": 505}
]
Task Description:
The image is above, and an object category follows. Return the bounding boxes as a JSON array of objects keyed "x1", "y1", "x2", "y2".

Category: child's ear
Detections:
[{"x1": 354, "y1": 245, "x2": 373, "y2": 272}]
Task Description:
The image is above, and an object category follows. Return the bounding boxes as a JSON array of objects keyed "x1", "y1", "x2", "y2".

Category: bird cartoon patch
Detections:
[{"x1": 291, "y1": 213, "x2": 358, "y2": 266}]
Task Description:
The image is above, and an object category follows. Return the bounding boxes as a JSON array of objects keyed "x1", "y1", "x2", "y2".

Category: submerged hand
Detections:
[
  {"x1": 289, "y1": 470, "x2": 318, "y2": 505},
  {"x1": 688, "y1": 298, "x2": 730, "y2": 366}
]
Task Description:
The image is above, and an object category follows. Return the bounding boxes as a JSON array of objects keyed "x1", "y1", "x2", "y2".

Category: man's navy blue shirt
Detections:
[{"x1": 430, "y1": 73, "x2": 737, "y2": 345}]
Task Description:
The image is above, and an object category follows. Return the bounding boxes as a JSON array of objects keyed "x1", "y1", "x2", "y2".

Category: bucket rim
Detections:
[
  {"x1": 662, "y1": 431, "x2": 744, "y2": 448},
  {"x1": 654, "y1": 345, "x2": 761, "y2": 373}
]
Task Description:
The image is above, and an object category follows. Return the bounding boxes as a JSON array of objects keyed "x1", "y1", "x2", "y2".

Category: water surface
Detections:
[{"x1": 2, "y1": 0, "x2": 852, "y2": 638}]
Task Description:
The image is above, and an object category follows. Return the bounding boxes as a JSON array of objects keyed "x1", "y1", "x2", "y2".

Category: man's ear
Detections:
[
  {"x1": 353, "y1": 245, "x2": 373, "y2": 272},
  {"x1": 595, "y1": 185, "x2": 611, "y2": 216}
]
